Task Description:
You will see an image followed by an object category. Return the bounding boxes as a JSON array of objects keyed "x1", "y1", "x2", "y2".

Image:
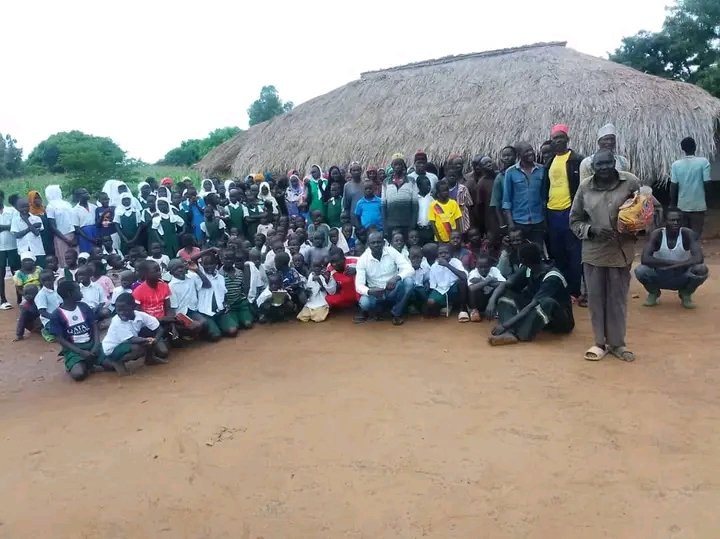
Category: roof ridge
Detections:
[{"x1": 360, "y1": 41, "x2": 568, "y2": 78}]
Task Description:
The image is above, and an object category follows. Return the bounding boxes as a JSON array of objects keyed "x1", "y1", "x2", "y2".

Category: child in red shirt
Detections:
[
  {"x1": 325, "y1": 247, "x2": 359, "y2": 310},
  {"x1": 132, "y1": 259, "x2": 171, "y2": 361}
]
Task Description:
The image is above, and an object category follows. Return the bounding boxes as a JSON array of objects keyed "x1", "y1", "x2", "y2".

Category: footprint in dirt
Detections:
[{"x1": 205, "y1": 426, "x2": 246, "y2": 447}]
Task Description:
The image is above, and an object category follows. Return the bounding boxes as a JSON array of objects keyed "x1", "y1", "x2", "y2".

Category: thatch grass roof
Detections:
[{"x1": 198, "y1": 42, "x2": 720, "y2": 183}]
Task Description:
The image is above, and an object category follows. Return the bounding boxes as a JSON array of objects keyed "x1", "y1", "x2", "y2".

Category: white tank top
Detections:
[{"x1": 654, "y1": 229, "x2": 690, "y2": 262}]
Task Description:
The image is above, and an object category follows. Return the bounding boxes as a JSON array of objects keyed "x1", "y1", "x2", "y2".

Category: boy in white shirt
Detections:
[
  {"x1": 468, "y1": 254, "x2": 506, "y2": 322},
  {"x1": 196, "y1": 253, "x2": 230, "y2": 341},
  {"x1": 102, "y1": 292, "x2": 163, "y2": 370},
  {"x1": 426, "y1": 243, "x2": 469, "y2": 322},
  {"x1": 10, "y1": 199, "x2": 45, "y2": 264},
  {"x1": 35, "y1": 270, "x2": 62, "y2": 338},
  {"x1": 168, "y1": 258, "x2": 207, "y2": 338},
  {"x1": 415, "y1": 175, "x2": 435, "y2": 246},
  {"x1": 110, "y1": 270, "x2": 135, "y2": 312},
  {"x1": 147, "y1": 242, "x2": 171, "y2": 282},
  {"x1": 297, "y1": 259, "x2": 337, "y2": 322},
  {"x1": 76, "y1": 265, "x2": 111, "y2": 321},
  {"x1": 407, "y1": 245, "x2": 430, "y2": 314}
]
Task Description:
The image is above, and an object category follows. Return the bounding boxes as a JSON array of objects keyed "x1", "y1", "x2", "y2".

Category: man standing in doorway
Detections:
[
  {"x1": 544, "y1": 124, "x2": 583, "y2": 299},
  {"x1": 502, "y1": 142, "x2": 547, "y2": 247},
  {"x1": 670, "y1": 137, "x2": 711, "y2": 239}
]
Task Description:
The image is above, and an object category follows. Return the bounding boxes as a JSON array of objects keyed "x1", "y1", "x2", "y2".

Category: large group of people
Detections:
[{"x1": 0, "y1": 124, "x2": 712, "y2": 380}]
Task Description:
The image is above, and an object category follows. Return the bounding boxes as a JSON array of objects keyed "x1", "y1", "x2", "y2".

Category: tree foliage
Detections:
[
  {"x1": 610, "y1": 0, "x2": 720, "y2": 97},
  {"x1": 0, "y1": 133, "x2": 23, "y2": 178},
  {"x1": 26, "y1": 130, "x2": 132, "y2": 193},
  {"x1": 158, "y1": 126, "x2": 242, "y2": 166},
  {"x1": 247, "y1": 85, "x2": 294, "y2": 127}
]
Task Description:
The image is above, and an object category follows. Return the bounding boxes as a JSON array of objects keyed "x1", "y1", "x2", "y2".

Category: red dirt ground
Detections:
[{"x1": 1, "y1": 260, "x2": 719, "y2": 538}]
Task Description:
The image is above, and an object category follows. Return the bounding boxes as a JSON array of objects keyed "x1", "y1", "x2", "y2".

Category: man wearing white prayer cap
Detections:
[{"x1": 579, "y1": 123, "x2": 631, "y2": 182}]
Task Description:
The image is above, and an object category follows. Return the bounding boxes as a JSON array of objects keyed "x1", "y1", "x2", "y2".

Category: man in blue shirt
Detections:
[
  {"x1": 670, "y1": 137, "x2": 712, "y2": 239},
  {"x1": 354, "y1": 181, "x2": 383, "y2": 231},
  {"x1": 502, "y1": 142, "x2": 547, "y2": 247}
]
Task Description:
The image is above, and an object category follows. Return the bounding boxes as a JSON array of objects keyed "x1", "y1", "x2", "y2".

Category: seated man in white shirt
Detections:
[{"x1": 354, "y1": 231, "x2": 415, "y2": 325}]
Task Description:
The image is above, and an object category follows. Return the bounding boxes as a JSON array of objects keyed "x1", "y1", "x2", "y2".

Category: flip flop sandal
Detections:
[
  {"x1": 458, "y1": 311, "x2": 470, "y2": 323},
  {"x1": 584, "y1": 345, "x2": 607, "y2": 361},
  {"x1": 609, "y1": 346, "x2": 635, "y2": 362}
]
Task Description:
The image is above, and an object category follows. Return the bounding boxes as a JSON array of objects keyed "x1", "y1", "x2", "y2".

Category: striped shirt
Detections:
[{"x1": 221, "y1": 267, "x2": 246, "y2": 307}]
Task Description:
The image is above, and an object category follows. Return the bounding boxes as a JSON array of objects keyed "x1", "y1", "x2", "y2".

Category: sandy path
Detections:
[{"x1": 1, "y1": 268, "x2": 719, "y2": 538}]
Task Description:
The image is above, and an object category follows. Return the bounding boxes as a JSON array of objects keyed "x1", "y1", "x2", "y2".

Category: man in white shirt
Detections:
[
  {"x1": 354, "y1": 231, "x2": 414, "y2": 325},
  {"x1": 407, "y1": 150, "x2": 439, "y2": 193},
  {"x1": 426, "y1": 243, "x2": 469, "y2": 321},
  {"x1": 0, "y1": 189, "x2": 19, "y2": 309}
]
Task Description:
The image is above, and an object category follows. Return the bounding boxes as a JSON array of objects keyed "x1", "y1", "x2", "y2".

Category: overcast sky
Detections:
[{"x1": 4, "y1": 0, "x2": 670, "y2": 163}]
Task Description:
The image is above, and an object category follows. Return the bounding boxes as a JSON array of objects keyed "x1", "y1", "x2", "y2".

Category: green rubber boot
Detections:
[
  {"x1": 643, "y1": 291, "x2": 660, "y2": 307},
  {"x1": 679, "y1": 291, "x2": 696, "y2": 309}
]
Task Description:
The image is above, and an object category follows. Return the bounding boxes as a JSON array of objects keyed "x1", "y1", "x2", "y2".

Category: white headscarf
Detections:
[
  {"x1": 198, "y1": 179, "x2": 217, "y2": 199},
  {"x1": 330, "y1": 227, "x2": 350, "y2": 254},
  {"x1": 137, "y1": 181, "x2": 150, "y2": 204},
  {"x1": 151, "y1": 199, "x2": 184, "y2": 235},
  {"x1": 224, "y1": 180, "x2": 236, "y2": 194},
  {"x1": 597, "y1": 123, "x2": 617, "y2": 140},
  {"x1": 258, "y1": 181, "x2": 279, "y2": 214},
  {"x1": 45, "y1": 185, "x2": 72, "y2": 211},
  {"x1": 115, "y1": 194, "x2": 142, "y2": 223},
  {"x1": 103, "y1": 180, "x2": 142, "y2": 211}
]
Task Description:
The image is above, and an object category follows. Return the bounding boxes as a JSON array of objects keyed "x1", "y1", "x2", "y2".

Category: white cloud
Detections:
[{"x1": 3, "y1": 0, "x2": 669, "y2": 162}]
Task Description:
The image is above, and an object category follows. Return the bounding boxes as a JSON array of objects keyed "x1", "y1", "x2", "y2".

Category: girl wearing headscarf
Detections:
[
  {"x1": 305, "y1": 164, "x2": 328, "y2": 218},
  {"x1": 45, "y1": 185, "x2": 76, "y2": 266},
  {"x1": 28, "y1": 190, "x2": 55, "y2": 257},
  {"x1": 137, "y1": 181, "x2": 152, "y2": 208},
  {"x1": 258, "y1": 181, "x2": 279, "y2": 215},
  {"x1": 327, "y1": 165, "x2": 345, "y2": 199},
  {"x1": 150, "y1": 198, "x2": 184, "y2": 257},
  {"x1": 198, "y1": 179, "x2": 217, "y2": 200},
  {"x1": 113, "y1": 192, "x2": 144, "y2": 253},
  {"x1": 285, "y1": 174, "x2": 305, "y2": 218}
]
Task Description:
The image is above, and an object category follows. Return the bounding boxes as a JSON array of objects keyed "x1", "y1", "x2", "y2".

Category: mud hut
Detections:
[{"x1": 198, "y1": 41, "x2": 720, "y2": 184}]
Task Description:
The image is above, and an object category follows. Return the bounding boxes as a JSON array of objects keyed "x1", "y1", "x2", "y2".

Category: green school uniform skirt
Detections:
[
  {"x1": 62, "y1": 341, "x2": 104, "y2": 371},
  {"x1": 118, "y1": 214, "x2": 139, "y2": 253}
]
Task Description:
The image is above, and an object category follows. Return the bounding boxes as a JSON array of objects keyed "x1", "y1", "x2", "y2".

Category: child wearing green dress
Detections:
[
  {"x1": 113, "y1": 193, "x2": 144, "y2": 254},
  {"x1": 149, "y1": 199, "x2": 184, "y2": 258},
  {"x1": 201, "y1": 206, "x2": 227, "y2": 247}
]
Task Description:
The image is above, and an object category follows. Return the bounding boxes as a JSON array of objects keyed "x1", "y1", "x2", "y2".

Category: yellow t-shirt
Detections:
[
  {"x1": 428, "y1": 199, "x2": 462, "y2": 242},
  {"x1": 548, "y1": 152, "x2": 572, "y2": 210}
]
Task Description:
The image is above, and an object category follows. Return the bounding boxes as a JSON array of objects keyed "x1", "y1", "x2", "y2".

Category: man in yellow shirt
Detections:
[
  {"x1": 428, "y1": 180, "x2": 462, "y2": 243},
  {"x1": 543, "y1": 124, "x2": 584, "y2": 299}
]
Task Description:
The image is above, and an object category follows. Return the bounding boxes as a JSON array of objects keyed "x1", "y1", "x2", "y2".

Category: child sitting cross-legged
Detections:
[
  {"x1": 167, "y1": 258, "x2": 207, "y2": 340},
  {"x1": 47, "y1": 281, "x2": 120, "y2": 381},
  {"x1": 425, "y1": 243, "x2": 470, "y2": 322},
  {"x1": 110, "y1": 270, "x2": 135, "y2": 312},
  {"x1": 76, "y1": 265, "x2": 111, "y2": 322},
  {"x1": 102, "y1": 292, "x2": 165, "y2": 373},
  {"x1": 467, "y1": 254, "x2": 506, "y2": 322},
  {"x1": 196, "y1": 252, "x2": 235, "y2": 341},
  {"x1": 219, "y1": 248, "x2": 254, "y2": 331},
  {"x1": 273, "y1": 251, "x2": 307, "y2": 310},
  {"x1": 407, "y1": 245, "x2": 430, "y2": 315},
  {"x1": 256, "y1": 272, "x2": 294, "y2": 323},
  {"x1": 297, "y1": 258, "x2": 336, "y2": 323},
  {"x1": 14, "y1": 284, "x2": 40, "y2": 341},
  {"x1": 131, "y1": 260, "x2": 171, "y2": 362},
  {"x1": 34, "y1": 270, "x2": 62, "y2": 341}
]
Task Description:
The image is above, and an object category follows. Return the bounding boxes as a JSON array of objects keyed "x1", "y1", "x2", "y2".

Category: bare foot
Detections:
[
  {"x1": 146, "y1": 355, "x2": 169, "y2": 365},
  {"x1": 105, "y1": 360, "x2": 131, "y2": 376},
  {"x1": 488, "y1": 332, "x2": 519, "y2": 346}
]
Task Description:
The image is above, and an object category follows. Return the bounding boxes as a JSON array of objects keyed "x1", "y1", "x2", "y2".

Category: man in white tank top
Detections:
[{"x1": 634, "y1": 209, "x2": 708, "y2": 308}]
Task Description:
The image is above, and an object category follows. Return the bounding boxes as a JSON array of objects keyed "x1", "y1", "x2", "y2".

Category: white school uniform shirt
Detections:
[
  {"x1": 110, "y1": 286, "x2": 132, "y2": 308},
  {"x1": 196, "y1": 271, "x2": 226, "y2": 316},
  {"x1": 417, "y1": 193, "x2": 433, "y2": 227},
  {"x1": 0, "y1": 206, "x2": 18, "y2": 251},
  {"x1": 147, "y1": 255, "x2": 171, "y2": 281},
  {"x1": 354, "y1": 246, "x2": 414, "y2": 296},
  {"x1": 304, "y1": 273, "x2": 337, "y2": 309},
  {"x1": 10, "y1": 214, "x2": 45, "y2": 256},
  {"x1": 467, "y1": 266, "x2": 506, "y2": 284},
  {"x1": 46, "y1": 204, "x2": 76, "y2": 235},
  {"x1": 102, "y1": 311, "x2": 159, "y2": 355},
  {"x1": 245, "y1": 261, "x2": 268, "y2": 304},
  {"x1": 35, "y1": 286, "x2": 62, "y2": 326},
  {"x1": 79, "y1": 282, "x2": 106, "y2": 309},
  {"x1": 428, "y1": 258, "x2": 467, "y2": 295},
  {"x1": 169, "y1": 272, "x2": 201, "y2": 314},
  {"x1": 412, "y1": 259, "x2": 431, "y2": 287},
  {"x1": 73, "y1": 203, "x2": 97, "y2": 227},
  {"x1": 256, "y1": 223, "x2": 274, "y2": 237}
]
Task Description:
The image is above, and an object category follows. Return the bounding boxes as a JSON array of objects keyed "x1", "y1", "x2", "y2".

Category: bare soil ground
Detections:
[{"x1": 1, "y1": 261, "x2": 719, "y2": 538}]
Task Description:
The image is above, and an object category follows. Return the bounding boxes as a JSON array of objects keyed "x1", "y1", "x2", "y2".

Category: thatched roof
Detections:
[{"x1": 198, "y1": 41, "x2": 720, "y2": 183}]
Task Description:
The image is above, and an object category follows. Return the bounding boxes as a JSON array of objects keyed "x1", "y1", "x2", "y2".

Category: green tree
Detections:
[
  {"x1": 26, "y1": 130, "x2": 133, "y2": 193},
  {"x1": 610, "y1": 0, "x2": 720, "y2": 97},
  {"x1": 0, "y1": 133, "x2": 24, "y2": 178},
  {"x1": 158, "y1": 126, "x2": 242, "y2": 166},
  {"x1": 247, "y1": 85, "x2": 294, "y2": 126}
]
